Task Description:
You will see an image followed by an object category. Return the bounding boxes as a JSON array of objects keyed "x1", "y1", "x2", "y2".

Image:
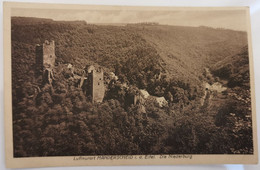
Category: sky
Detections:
[{"x1": 11, "y1": 8, "x2": 248, "y2": 31}]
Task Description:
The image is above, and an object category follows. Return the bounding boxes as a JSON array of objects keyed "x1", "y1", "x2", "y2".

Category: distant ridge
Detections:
[{"x1": 12, "y1": 16, "x2": 87, "y2": 25}]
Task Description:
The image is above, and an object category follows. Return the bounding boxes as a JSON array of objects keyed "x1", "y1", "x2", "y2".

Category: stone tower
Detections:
[
  {"x1": 35, "y1": 40, "x2": 56, "y2": 84},
  {"x1": 84, "y1": 65, "x2": 105, "y2": 103}
]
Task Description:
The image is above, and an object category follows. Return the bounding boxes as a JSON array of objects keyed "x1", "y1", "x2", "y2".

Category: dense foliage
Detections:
[{"x1": 11, "y1": 17, "x2": 253, "y2": 157}]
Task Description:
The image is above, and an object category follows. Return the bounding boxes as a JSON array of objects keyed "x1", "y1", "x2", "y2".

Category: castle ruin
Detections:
[
  {"x1": 35, "y1": 40, "x2": 105, "y2": 103},
  {"x1": 35, "y1": 40, "x2": 56, "y2": 84},
  {"x1": 83, "y1": 65, "x2": 105, "y2": 103}
]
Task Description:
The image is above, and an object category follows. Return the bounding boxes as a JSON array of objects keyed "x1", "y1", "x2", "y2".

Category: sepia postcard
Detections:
[{"x1": 3, "y1": 2, "x2": 258, "y2": 168}]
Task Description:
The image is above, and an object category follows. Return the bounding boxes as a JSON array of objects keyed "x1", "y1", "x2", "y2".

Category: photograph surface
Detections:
[{"x1": 4, "y1": 2, "x2": 258, "y2": 168}]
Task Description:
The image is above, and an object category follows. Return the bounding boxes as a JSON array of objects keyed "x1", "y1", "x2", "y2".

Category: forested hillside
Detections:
[
  {"x1": 11, "y1": 17, "x2": 247, "y2": 85},
  {"x1": 134, "y1": 25, "x2": 247, "y2": 82},
  {"x1": 11, "y1": 17, "x2": 253, "y2": 157}
]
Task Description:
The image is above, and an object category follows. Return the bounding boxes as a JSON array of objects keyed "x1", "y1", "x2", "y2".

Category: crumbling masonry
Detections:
[
  {"x1": 35, "y1": 40, "x2": 105, "y2": 103},
  {"x1": 83, "y1": 65, "x2": 105, "y2": 103},
  {"x1": 35, "y1": 40, "x2": 56, "y2": 84}
]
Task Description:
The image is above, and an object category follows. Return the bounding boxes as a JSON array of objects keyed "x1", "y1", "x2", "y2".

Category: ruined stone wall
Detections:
[
  {"x1": 91, "y1": 68, "x2": 105, "y2": 103},
  {"x1": 35, "y1": 45, "x2": 43, "y2": 76},
  {"x1": 42, "y1": 40, "x2": 55, "y2": 71},
  {"x1": 35, "y1": 40, "x2": 56, "y2": 83}
]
